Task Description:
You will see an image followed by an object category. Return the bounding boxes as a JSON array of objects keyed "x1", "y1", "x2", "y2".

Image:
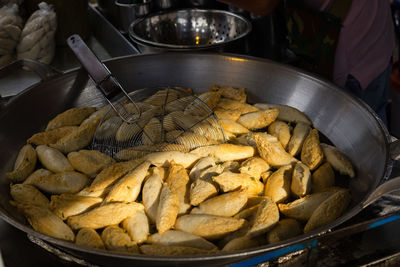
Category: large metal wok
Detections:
[{"x1": 1, "y1": 53, "x2": 400, "y2": 266}]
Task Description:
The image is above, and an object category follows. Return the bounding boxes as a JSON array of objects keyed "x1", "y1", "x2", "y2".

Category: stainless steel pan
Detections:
[{"x1": 1, "y1": 53, "x2": 399, "y2": 266}]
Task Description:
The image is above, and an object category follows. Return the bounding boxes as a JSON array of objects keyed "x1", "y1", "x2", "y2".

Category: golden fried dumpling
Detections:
[
  {"x1": 101, "y1": 225, "x2": 139, "y2": 253},
  {"x1": 156, "y1": 183, "x2": 180, "y2": 234},
  {"x1": 140, "y1": 244, "x2": 214, "y2": 256},
  {"x1": 264, "y1": 165, "x2": 293, "y2": 203},
  {"x1": 142, "y1": 167, "x2": 166, "y2": 223},
  {"x1": 80, "y1": 105, "x2": 114, "y2": 127},
  {"x1": 268, "y1": 121, "x2": 291, "y2": 149},
  {"x1": 246, "y1": 197, "x2": 279, "y2": 238},
  {"x1": 320, "y1": 143, "x2": 355, "y2": 178},
  {"x1": 50, "y1": 194, "x2": 102, "y2": 220},
  {"x1": 278, "y1": 188, "x2": 343, "y2": 221},
  {"x1": 76, "y1": 228, "x2": 105, "y2": 249},
  {"x1": 237, "y1": 109, "x2": 279, "y2": 130},
  {"x1": 87, "y1": 159, "x2": 143, "y2": 192},
  {"x1": 253, "y1": 133, "x2": 297, "y2": 168},
  {"x1": 15, "y1": 203, "x2": 75, "y2": 241},
  {"x1": 217, "y1": 98, "x2": 259, "y2": 114},
  {"x1": 301, "y1": 129, "x2": 324, "y2": 170},
  {"x1": 222, "y1": 236, "x2": 259, "y2": 252},
  {"x1": 67, "y1": 202, "x2": 144, "y2": 230},
  {"x1": 188, "y1": 156, "x2": 215, "y2": 181},
  {"x1": 148, "y1": 230, "x2": 218, "y2": 250},
  {"x1": 144, "y1": 88, "x2": 178, "y2": 106},
  {"x1": 213, "y1": 171, "x2": 264, "y2": 196},
  {"x1": 196, "y1": 190, "x2": 248, "y2": 217},
  {"x1": 312, "y1": 162, "x2": 335, "y2": 192},
  {"x1": 104, "y1": 161, "x2": 151, "y2": 203},
  {"x1": 190, "y1": 165, "x2": 223, "y2": 206},
  {"x1": 23, "y1": 168, "x2": 53, "y2": 184},
  {"x1": 220, "y1": 119, "x2": 250, "y2": 135},
  {"x1": 142, "y1": 117, "x2": 163, "y2": 145},
  {"x1": 25, "y1": 171, "x2": 89, "y2": 195},
  {"x1": 214, "y1": 108, "x2": 242, "y2": 121},
  {"x1": 36, "y1": 145, "x2": 73, "y2": 173},
  {"x1": 27, "y1": 126, "x2": 78, "y2": 146},
  {"x1": 190, "y1": 119, "x2": 226, "y2": 142},
  {"x1": 165, "y1": 96, "x2": 193, "y2": 113},
  {"x1": 122, "y1": 210, "x2": 150, "y2": 244},
  {"x1": 50, "y1": 117, "x2": 101, "y2": 154},
  {"x1": 175, "y1": 214, "x2": 246, "y2": 240},
  {"x1": 233, "y1": 204, "x2": 260, "y2": 221},
  {"x1": 67, "y1": 149, "x2": 115, "y2": 178},
  {"x1": 45, "y1": 107, "x2": 96, "y2": 131},
  {"x1": 10, "y1": 184, "x2": 49, "y2": 207},
  {"x1": 304, "y1": 189, "x2": 351, "y2": 233},
  {"x1": 165, "y1": 162, "x2": 191, "y2": 214},
  {"x1": 239, "y1": 157, "x2": 270, "y2": 180},
  {"x1": 266, "y1": 218, "x2": 302, "y2": 244},
  {"x1": 291, "y1": 162, "x2": 311, "y2": 197},
  {"x1": 6, "y1": 144, "x2": 37, "y2": 182},
  {"x1": 254, "y1": 103, "x2": 312, "y2": 125},
  {"x1": 209, "y1": 85, "x2": 247, "y2": 102},
  {"x1": 190, "y1": 144, "x2": 255, "y2": 162},
  {"x1": 143, "y1": 151, "x2": 201, "y2": 168},
  {"x1": 287, "y1": 122, "x2": 311, "y2": 156}
]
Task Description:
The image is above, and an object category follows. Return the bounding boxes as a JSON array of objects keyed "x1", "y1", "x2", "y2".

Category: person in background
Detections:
[{"x1": 218, "y1": 0, "x2": 395, "y2": 125}]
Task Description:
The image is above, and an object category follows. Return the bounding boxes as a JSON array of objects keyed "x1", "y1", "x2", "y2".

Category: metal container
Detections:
[
  {"x1": 128, "y1": 9, "x2": 252, "y2": 53},
  {"x1": 153, "y1": 0, "x2": 180, "y2": 10},
  {"x1": 115, "y1": 0, "x2": 152, "y2": 34},
  {"x1": 0, "y1": 53, "x2": 399, "y2": 266}
]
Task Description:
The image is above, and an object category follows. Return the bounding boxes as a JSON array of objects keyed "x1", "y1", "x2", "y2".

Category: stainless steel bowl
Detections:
[
  {"x1": 128, "y1": 9, "x2": 252, "y2": 53},
  {"x1": 115, "y1": 0, "x2": 153, "y2": 34}
]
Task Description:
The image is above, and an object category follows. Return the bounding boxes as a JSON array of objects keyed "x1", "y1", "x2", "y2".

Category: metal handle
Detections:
[{"x1": 67, "y1": 34, "x2": 140, "y2": 123}]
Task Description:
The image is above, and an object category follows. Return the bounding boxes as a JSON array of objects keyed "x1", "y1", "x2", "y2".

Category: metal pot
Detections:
[{"x1": 0, "y1": 53, "x2": 399, "y2": 266}]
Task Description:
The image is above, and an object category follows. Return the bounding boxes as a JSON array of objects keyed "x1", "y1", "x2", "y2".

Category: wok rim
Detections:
[{"x1": 0, "y1": 52, "x2": 393, "y2": 263}]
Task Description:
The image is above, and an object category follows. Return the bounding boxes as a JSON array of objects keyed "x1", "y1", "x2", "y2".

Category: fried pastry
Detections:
[
  {"x1": 304, "y1": 189, "x2": 351, "y2": 233},
  {"x1": 264, "y1": 165, "x2": 293, "y2": 203},
  {"x1": 254, "y1": 103, "x2": 312, "y2": 125},
  {"x1": 291, "y1": 162, "x2": 311, "y2": 197},
  {"x1": 122, "y1": 210, "x2": 150, "y2": 244},
  {"x1": 94, "y1": 116, "x2": 122, "y2": 140},
  {"x1": 156, "y1": 183, "x2": 180, "y2": 234},
  {"x1": 220, "y1": 119, "x2": 250, "y2": 134},
  {"x1": 176, "y1": 132, "x2": 219, "y2": 150},
  {"x1": 190, "y1": 144, "x2": 256, "y2": 162},
  {"x1": 148, "y1": 230, "x2": 218, "y2": 250},
  {"x1": 142, "y1": 117, "x2": 163, "y2": 145},
  {"x1": 104, "y1": 161, "x2": 151, "y2": 203},
  {"x1": 214, "y1": 108, "x2": 242, "y2": 121},
  {"x1": 36, "y1": 145, "x2": 73, "y2": 173},
  {"x1": 239, "y1": 157, "x2": 270, "y2": 180},
  {"x1": 6, "y1": 144, "x2": 37, "y2": 182},
  {"x1": 76, "y1": 228, "x2": 105, "y2": 249},
  {"x1": 190, "y1": 165, "x2": 223, "y2": 206},
  {"x1": 15, "y1": 203, "x2": 75, "y2": 241},
  {"x1": 268, "y1": 121, "x2": 291, "y2": 149},
  {"x1": 184, "y1": 91, "x2": 221, "y2": 115},
  {"x1": 311, "y1": 162, "x2": 335, "y2": 192},
  {"x1": 67, "y1": 149, "x2": 115, "y2": 178},
  {"x1": 50, "y1": 194, "x2": 102, "y2": 220},
  {"x1": 253, "y1": 133, "x2": 297, "y2": 167},
  {"x1": 287, "y1": 122, "x2": 311, "y2": 156},
  {"x1": 45, "y1": 107, "x2": 96, "y2": 131},
  {"x1": 213, "y1": 171, "x2": 264, "y2": 196},
  {"x1": 196, "y1": 190, "x2": 248, "y2": 217},
  {"x1": 142, "y1": 167, "x2": 166, "y2": 223},
  {"x1": 67, "y1": 202, "x2": 144, "y2": 230},
  {"x1": 143, "y1": 151, "x2": 201, "y2": 168},
  {"x1": 320, "y1": 143, "x2": 355, "y2": 178},
  {"x1": 165, "y1": 162, "x2": 191, "y2": 214},
  {"x1": 101, "y1": 225, "x2": 139, "y2": 253},
  {"x1": 237, "y1": 109, "x2": 279, "y2": 130},
  {"x1": 25, "y1": 171, "x2": 89, "y2": 194},
  {"x1": 222, "y1": 236, "x2": 259, "y2": 252},
  {"x1": 10, "y1": 184, "x2": 49, "y2": 207},
  {"x1": 301, "y1": 129, "x2": 324, "y2": 170},
  {"x1": 217, "y1": 98, "x2": 259, "y2": 114},
  {"x1": 27, "y1": 126, "x2": 77, "y2": 145},
  {"x1": 175, "y1": 214, "x2": 246, "y2": 240},
  {"x1": 209, "y1": 85, "x2": 247, "y2": 102},
  {"x1": 188, "y1": 156, "x2": 215, "y2": 181},
  {"x1": 246, "y1": 197, "x2": 279, "y2": 238}
]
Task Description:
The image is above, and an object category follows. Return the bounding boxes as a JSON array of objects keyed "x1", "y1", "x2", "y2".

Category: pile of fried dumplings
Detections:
[{"x1": 6, "y1": 85, "x2": 355, "y2": 256}]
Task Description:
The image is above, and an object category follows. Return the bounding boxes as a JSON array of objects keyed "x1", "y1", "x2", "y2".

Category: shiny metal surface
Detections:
[
  {"x1": 0, "y1": 53, "x2": 395, "y2": 266},
  {"x1": 115, "y1": 0, "x2": 152, "y2": 34},
  {"x1": 154, "y1": 0, "x2": 180, "y2": 10},
  {"x1": 129, "y1": 9, "x2": 251, "y2": 52}
]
